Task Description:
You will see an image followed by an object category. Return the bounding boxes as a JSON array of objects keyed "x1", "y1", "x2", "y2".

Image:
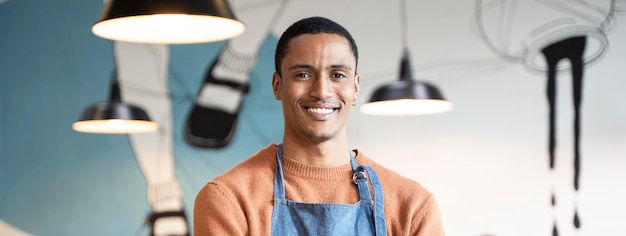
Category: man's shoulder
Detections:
[{"x1": 200, "y1": 144, "x2": 277, "y2": 194}]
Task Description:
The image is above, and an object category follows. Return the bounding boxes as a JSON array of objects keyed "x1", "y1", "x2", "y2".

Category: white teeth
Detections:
[{"x1": 308, "y1": 107, "x2": 334, "y2": 114}]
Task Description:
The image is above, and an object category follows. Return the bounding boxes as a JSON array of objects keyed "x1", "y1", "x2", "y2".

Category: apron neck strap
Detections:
[{"x1": 274, "y1": 144, "x2": 361, "y2": 199}]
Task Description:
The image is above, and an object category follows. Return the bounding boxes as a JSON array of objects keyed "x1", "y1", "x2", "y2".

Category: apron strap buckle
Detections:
[{"x1": 352, "y1": 169, "x2": 367, "y2": 185}]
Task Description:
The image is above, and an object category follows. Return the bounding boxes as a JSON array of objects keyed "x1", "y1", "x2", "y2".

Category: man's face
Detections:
[{"x1": 272, "y1": 33, "x2": 360, "y2": 143}]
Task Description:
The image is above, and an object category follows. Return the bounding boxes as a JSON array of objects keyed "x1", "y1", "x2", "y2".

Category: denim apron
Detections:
[{"x1": 270, "y1": 145, "x2": 387, "y2": 235}]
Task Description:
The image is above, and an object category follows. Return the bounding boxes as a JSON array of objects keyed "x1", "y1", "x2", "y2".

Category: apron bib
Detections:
[{"x1": 270, "y1": 145, "x2": 387, "y2": 235}]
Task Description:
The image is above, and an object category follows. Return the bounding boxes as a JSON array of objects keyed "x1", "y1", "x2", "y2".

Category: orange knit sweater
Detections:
[{"x1": 193, "y1": 144, "x2": 444, "y2": 235}]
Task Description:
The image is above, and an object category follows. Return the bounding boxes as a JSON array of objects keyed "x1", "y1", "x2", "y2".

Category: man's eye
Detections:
[
  {"x1": 333, "y1": 73, "x2": 346, "y2": 78},
  {"x1": 296, "y1": 73, "x2": 310, "y2": 78}
]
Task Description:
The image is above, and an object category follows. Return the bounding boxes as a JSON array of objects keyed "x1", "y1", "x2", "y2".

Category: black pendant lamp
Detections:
[
  {"x1": 92, "y1": 0, "x2": 245, "y2": 44},
  {"x1": 360, "y1": 0, "x2": 452, "y2": 116},
  {"x1": 73, "y1": 73, "x2": 158, "y2": 134},
  {"x1": 360, "y1": 50, "x2": 452, "y2": 116}
]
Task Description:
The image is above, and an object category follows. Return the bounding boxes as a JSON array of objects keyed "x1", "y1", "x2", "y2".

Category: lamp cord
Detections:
[
  {"x1": 264, "y1": 0, "x2": 289, "y2": 40},
  {"x1": 400, "y1": 0, "x2": 408, "y2": 51},
  {"x1": 105, "y1": 38, "x2": 122, "y2": 102},
  {"x1": 399, "y1": 0, "x2": 413, "y2": 81},
  {"x1": 109, "y1": 70, "x2": 121, "y2": 102}
]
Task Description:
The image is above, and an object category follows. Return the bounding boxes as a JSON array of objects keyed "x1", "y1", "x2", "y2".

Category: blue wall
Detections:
[{"x1": 0, "y1": 0, "x2": 283, "y2": 235}]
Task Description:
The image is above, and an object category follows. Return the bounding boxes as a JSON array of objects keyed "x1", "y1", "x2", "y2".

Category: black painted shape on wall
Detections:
[{"x1": 541, "y1": 36, "x2": 587, "y2": 235}]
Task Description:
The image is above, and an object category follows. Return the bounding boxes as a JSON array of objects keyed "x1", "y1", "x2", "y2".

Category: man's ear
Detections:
[
  {"x1": 354, "y1": 73, "x2": 361, "y2": 100},
  {"x1": 272, "y1": 72, "x2": 281, "y2": 100}
]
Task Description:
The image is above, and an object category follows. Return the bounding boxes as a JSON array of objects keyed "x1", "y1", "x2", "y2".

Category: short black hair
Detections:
[{"x1": 274, "y1": 16, "x2": 359, "y2": 75}]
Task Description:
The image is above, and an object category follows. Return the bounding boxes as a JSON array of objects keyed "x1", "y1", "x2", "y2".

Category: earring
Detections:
[{"x1": 352, "y1": 99, "x2": 357, "y2": 107}]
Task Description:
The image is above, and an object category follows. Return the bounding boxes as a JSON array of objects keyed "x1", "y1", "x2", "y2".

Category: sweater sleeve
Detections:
[
  {"x1": 412, "y1": 194, "x2": 445, "y2": 236},
  {"x1": 193, "y1": 182, "x2": 248, "y2": 236}
]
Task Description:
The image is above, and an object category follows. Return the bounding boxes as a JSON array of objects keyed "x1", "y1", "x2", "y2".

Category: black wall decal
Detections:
[{"x1": 541, "y1": 36, "x2": 586, "y2": 236}]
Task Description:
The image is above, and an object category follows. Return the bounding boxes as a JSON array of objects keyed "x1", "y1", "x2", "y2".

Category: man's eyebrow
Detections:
[
  {"x1": 330, "y1": 64, "x2": 352, "y2": 70},
  {"x1": 288, "y1": 64, "x2": 314, "y2": 71},
  {"x1": 287, "y1": 64, "x2": 354, "y2": 71}
]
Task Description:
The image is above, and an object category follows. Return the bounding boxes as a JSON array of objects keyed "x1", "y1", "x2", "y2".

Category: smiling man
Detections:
[{"x1": 193, "y1": 16, "x2": 444, "y2": 235}]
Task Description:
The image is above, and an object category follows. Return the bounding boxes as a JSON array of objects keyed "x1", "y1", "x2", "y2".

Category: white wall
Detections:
[{"x1": 340, "y1": 1, "x2": 626, "y2": 235}]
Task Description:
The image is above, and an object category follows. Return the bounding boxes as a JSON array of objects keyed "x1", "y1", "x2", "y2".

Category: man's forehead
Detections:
[
  {"x1": 284, "y1": 36, "x2": 354, "y2": 58},
  {"x1": 287, "y1": 33, "x2": 349, "y2": 47}
]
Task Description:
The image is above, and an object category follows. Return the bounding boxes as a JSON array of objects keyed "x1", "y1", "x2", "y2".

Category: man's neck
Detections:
[{"x1": 280, "y1": 137, "x2": 351, "y2": 167}]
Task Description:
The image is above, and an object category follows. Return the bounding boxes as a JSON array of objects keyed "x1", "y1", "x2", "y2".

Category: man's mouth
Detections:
[{"x1": 306, "y1": 107, "x2": 336, "y2": 115}]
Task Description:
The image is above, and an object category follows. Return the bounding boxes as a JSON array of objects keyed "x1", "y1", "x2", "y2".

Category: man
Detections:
[{"x1": 194, "y1": 16, "x2": 444, "y2": 235}]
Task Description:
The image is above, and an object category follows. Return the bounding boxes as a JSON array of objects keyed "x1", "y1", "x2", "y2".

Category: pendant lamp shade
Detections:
[
  {"x1": 73, "y1": 74, "x2": 158, "y2": 134},
  {"x1": 92, "y1": 0, "x2": 245, "y2": 44},
  {"x1": 360, "y1": 50, "x2": 453, "y2": 116}
]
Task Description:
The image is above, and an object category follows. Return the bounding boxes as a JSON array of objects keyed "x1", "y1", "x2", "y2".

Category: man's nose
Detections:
[{"x1": 309, "y1": 76, "x2": 333, "y2": 99}]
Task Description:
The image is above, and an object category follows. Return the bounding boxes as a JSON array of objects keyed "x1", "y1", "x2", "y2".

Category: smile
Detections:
[{"x1": 307, "y1": 107, "x2": 336, "y2": 114}]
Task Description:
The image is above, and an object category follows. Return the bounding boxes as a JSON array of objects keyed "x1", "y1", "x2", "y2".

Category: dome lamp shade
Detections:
[{"x1": 92, "y1": 0, "x2": 245, "y2": 44}]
